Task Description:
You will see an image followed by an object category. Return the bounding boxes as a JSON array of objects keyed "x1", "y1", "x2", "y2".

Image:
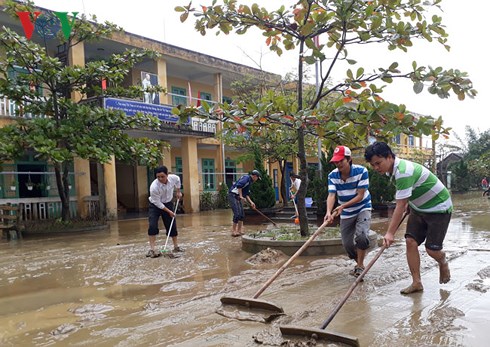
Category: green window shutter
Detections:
[
  {"x1": 171, "y1": 86, "x2": 187, "y2": 106},
  {"x1": 175, "y1": 157, "x2": 183, "y2": 192},
  {"x1": 202, "y1": 158, "x2": 215, "y2": 191}
]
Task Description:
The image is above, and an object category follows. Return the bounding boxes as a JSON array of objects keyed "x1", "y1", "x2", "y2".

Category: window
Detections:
[
  {"x1": 175, "y1": 157, "x2": 183, "y2": 191},
  {"x1": 273, "y1": 168, "x2": 279, "y2": 200},
  {"x1": 171, "y1": 86, "x2": 187, "y2": 106},
  {"x1": 394, "y1": 134, "x2": 401, "y2": 145},
  {"x1": 200, "y1": 92, "x2": 212, "y2": 102},
  {"x1": 202, "y1": 159, "x2": 215, "y2": 191},
  {"x1": 197, "y1": 92, "x2": 212, "y2": 107},
  {"x1": 7, "y1": 66, "x2": 44, "y2": 118},
  {"x1": 408, "y1": 135, "x2": 414, "y2": 147},
  {"x1": 225, "y1": 159, "x2": 236, "y2": 189},
  {"x1": 222, "y1": 96, "x2": 233, "y2": 104}
]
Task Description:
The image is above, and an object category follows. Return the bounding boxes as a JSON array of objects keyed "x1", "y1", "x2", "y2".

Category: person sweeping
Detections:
[
  {"x1": 146, "y1": 166, "x2": 183, "y2": 258},
  {"x1": 325, "y1": 145, "x2": 372, "y2": 279},
  {"x1": 365, "y1": 141, "x2": 452, "y2": 294},
  {"x1": 228, "y1": 170, "x2": 261, "y2": 237}
]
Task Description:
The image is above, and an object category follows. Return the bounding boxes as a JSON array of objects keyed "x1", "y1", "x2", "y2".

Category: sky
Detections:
[{"x1": 31, "y1": 0, "x2": 490, "y2": 144}]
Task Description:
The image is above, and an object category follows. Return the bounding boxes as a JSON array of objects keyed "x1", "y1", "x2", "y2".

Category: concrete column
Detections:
[
  {"x1": 182, "y1": 137, "x2": 200, "y2": 212},
  {"x1": 104, "y1": 156, "x2": 118, "y2": 219},
  {"x1": 292, "y1": 155, "x2": 300, "y2": 175},
  {"x1": 214, "y1": 73, "x2": 225, "y2": 186},
  {"x1": 68, "y1": 41, "x2": 85, "y2": 101},
  {"x1": 74, "y1": 158, "x2": 91, "y2": 218},
  {"x1": 160, "y1": 142, "x2": 172, "y2": 169},
  {"x1": 156, "y1": 58, "x2": 169, "y2": 104},
  {"x1": 135, "y1": 165, "x2": 149, "y2": 210},
  {"x1": 68, "y1": 42, "x2": 92, "y2": 218}
]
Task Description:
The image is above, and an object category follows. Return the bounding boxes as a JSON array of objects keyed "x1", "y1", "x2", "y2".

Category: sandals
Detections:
[
  {"x1": 349, "y1": 266, "x2": 364, "y2": 278},
  {"x1": 173, "y1": 247, "x2": 185, "y2": 253},
  {"x1": 146, "y1": 250, "x2": 161, "y2": 258}
]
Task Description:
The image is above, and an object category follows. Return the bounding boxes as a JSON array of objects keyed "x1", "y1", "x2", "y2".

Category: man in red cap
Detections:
[{"x1": 324, "y1": 145, "x2": 372, "y2": 279}]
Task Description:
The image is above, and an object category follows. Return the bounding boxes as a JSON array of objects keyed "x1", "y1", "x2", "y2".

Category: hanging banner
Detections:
[{"x1": 103, "y1": 97, "x2": 180, "y2": 123}]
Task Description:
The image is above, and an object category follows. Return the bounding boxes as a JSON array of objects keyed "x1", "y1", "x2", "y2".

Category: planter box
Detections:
[
  {"x1": 244, "y1": 206, "x2": 280, "y2": 216},
  {"x1": 241, "y1": 229, "x2": 379, "y2": 256}
]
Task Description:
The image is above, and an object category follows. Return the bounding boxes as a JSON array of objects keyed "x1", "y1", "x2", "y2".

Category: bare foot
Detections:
[
  {"x1": 400, "y1": 284, "x2": 424, "y2": 295},
  {"x1": 439, "y1": 261, "x2": 451, "y2": 284}
]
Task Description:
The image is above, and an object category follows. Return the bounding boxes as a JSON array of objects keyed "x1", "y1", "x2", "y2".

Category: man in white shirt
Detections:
[{"x1": 147, "y1": 166, "x2": 183, "y2": 258}]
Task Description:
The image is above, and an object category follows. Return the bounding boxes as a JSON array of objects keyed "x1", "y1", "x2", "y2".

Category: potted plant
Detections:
[{"x1": 10, "y1": 180, "x2": 16, "y2": 191}]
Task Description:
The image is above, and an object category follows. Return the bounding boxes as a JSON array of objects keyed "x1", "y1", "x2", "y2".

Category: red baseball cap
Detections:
[{"x1": 330, "y1": 145, "x2": 352, "y2": 162}]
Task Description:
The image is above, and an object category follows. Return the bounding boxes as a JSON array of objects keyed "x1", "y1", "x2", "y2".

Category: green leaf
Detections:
[
  {"x1": 413, "y1": 81, "x2": 424, "y2": 94},
  {"x1": 356, "y1": 67, "x2": 364, "y2": 79},
  {"x1": 180, "y1": 12, "x2": 189, "y2": 22}
]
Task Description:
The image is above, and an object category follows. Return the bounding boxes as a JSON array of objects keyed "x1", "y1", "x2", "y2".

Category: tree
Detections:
[
  {"x1": 445, "y1": 126, "x2": 490, "y2": 189},
  {"x1": 450, "y1": 160, "x2": 470, "y2": 192},
  {"x1": 175, "y1": 0, "x2": 476, "y2": 235},
  {"x1": 0, "y1": 1, "x2": 166, "y2": 220},
  {"x1": 250, "y1": 147, "x2": 276, "y2": 208},
  {"x1": 367, "y1": 167, "x2": 395, "y2": 204},
  {"x1": 306, "y1": 149, "x2": 335, "y2": 215}
]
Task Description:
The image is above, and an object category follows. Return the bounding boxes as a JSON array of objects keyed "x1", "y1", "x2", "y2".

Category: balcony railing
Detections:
[
  {"x1": 0, "y1": 96, "x2": 46, "y2": 118},
  {"x1": 1, "y1": 95, "x2": 217, "y2": 134}
]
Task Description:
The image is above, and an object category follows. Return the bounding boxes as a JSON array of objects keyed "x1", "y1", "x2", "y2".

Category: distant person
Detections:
[
  {"x1": 228, "y1": 170, "x2": 261, "y2": 237},
  {"x1": 324, "y1": 145, "x2": 372, "y2": 279},
  {"x1": 365, "y1": 141, "x2": 452, "y2": 295},
  {"x1": 481, "y1": 177, "x2": 489, "y2": 190},
  {"x1": 146, "y1": 166, "x2": 183, "y2": 258},
  {"x1": 289, "y1": 173, "x2": 302, "y2": 218}
]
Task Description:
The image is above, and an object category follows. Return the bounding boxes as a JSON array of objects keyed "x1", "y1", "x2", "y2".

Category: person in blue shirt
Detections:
[
  {"x1": 324, "y1": 146, "x2": 372, "y2": 278},
  {"x1": 228, "y1": 170, "x2": 261, "y2": 237}
]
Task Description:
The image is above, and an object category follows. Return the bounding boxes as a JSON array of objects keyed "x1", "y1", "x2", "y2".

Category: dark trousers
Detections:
[
  {"x1": 148, "y1": 202, "x2": 177, "y2": 236},
  {"x1": 228, "y1": 193, "x2": 244, "y2": 224}
]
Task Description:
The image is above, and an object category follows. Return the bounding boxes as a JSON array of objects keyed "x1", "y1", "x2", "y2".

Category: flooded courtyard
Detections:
[{"x1": 0, "y1": 192, "x2": 489, "y2": 346}]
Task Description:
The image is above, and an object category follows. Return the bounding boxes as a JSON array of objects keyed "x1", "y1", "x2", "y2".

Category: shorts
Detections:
[
  {"x1": 339, "y1": 210, "x2": 371, "y2": 259},
  {"x1": 405, "y1": 209, "x2": 451, "y2": 251},
  {"x1": 147, "y1": 202, "x2": 178, "y2": 237}
]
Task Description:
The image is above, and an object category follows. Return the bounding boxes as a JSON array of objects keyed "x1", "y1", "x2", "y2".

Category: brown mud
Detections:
[{"x1": 0, "y1": 192, "x2": 489, "y2": 346}]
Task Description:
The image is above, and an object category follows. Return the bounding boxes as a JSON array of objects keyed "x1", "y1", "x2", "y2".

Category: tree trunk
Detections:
[
  {"x1": 97, "y1": 163, "x2": 107, "y2": 220},
  {"x1": 54, "y1": 162, "x2": 71, "y2": 221},
  {"x1": 296, "y1": 39, "x2": 309, "y2": 236},
  {"x1": 297, "y1": 127, "x2": 309, "y2": 236}
]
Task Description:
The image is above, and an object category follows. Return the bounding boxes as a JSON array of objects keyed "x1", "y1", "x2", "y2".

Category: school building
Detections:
[{"x1": 0, "y1": 3, "x2": 434, "y2": 221}]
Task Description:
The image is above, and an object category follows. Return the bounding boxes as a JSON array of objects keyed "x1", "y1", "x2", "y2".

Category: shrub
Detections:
[
  {"x1": 216, "y1": 182, "x2": 229, "y2": 209},
  {"x1": 367, "y1": 167, "x2": 396, "y2": 204},
  {"x1": 199, "y1": 191, "x2": 214, "y2": 211},
  {"x1": 307, "y1": 150, "x2": 335, "y2": 216}
]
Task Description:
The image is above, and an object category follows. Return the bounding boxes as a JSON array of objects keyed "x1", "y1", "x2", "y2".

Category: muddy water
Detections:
[{"x1": 0, "y1": 192, "x2": 489, "y2": 346}]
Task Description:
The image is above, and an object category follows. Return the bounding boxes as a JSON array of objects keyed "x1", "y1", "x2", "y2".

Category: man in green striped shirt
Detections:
[{"x1": 365, "y1": 142, "x2": 452, "y2": 295}]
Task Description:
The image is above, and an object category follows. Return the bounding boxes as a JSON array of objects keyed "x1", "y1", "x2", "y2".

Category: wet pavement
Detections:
[{"x1": 0, "y1": 192, "x2": 489, "y2": 346}]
